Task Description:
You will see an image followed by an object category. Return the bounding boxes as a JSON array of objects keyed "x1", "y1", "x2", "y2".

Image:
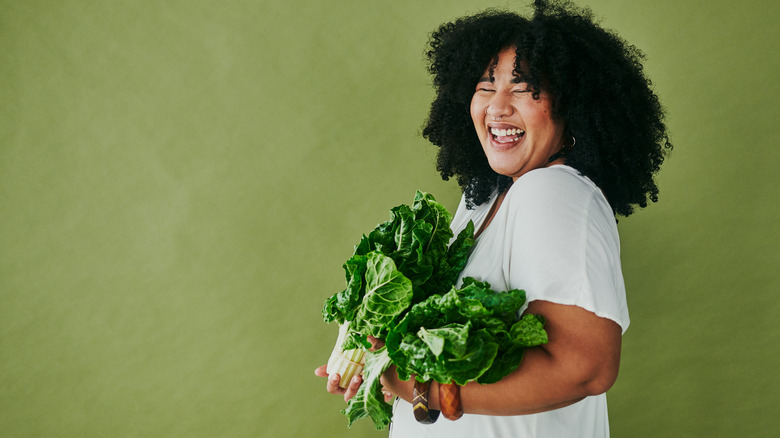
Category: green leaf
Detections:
[
  {"x1": 351, "y1": 252, "x2": 414, "y2": 339},
  {"x1": 385, "y1": 278, "x2": 547, "y2": 387},
  {"x1": 342, "y1": 331, "x2": 371, "y2": 351},
  {"x1": 510, "y1": 314, "x2": 549, "y2": 347},
  {"x1": 444, "y1": 220, "x2": 476, "y2": 280},
  {"x1": 477, "y1": 344, "x2": 526, "y2": 384},
  {"x1": 417, "y1": 323, "x2": 469, "y2": 358},
  {"x1": 322, "y1": 254, "x2": 369, "y2": 324},
  {"x1": 412, "y1": 190, "x2": 453, "y2": 256},
  {"x1": 343, "y1": 348, "x2": 394, "y2": 430}
]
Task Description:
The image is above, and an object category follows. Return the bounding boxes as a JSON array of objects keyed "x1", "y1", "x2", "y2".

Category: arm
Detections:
[{"x1": 380, "y1": 299, "x2": 622, "y2": 415}]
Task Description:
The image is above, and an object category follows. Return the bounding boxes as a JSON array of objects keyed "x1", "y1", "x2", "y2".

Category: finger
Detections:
[
  {"x1": 314, "y1": 365, "x2": 328, "y2": 377},
  {"x1": 367, "y1": 336, "x2": 385, "y2": 351},
  {"x1": 343, "y1": 375, "x2": 362, "y2": 402},
  {"x1": 326, "y1": 373, "x2": 346, "y2": 395}
]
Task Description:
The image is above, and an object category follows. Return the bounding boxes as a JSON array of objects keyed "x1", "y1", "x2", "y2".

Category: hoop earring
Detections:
[
  {"x1": 561, "y1": 136, "x2": 576, "y2": 153},
  {"x1": 548, "y1": 136, "x2": 576, "y2": 164}
]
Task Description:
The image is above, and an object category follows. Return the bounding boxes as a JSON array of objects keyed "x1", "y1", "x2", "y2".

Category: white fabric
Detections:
[{"x1": 389, "y1": 165, "x2": 628, "y2": 438}]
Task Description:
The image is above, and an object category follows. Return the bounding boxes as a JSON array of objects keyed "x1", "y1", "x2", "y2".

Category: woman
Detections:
[{"x1": 316, "y1": 0, "x2": 671, "y2": 436}]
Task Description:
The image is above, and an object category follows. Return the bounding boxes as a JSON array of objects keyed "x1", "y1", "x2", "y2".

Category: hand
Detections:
[
  {"x1": 314, "y1": 335, "x2": 393, "y2": 403},
  {"x1": 367, "y1": 335, "x2": 385, "y2": 351},
  {"x1": 314, "y1": 365, "x2": 363, "y2": 402}
]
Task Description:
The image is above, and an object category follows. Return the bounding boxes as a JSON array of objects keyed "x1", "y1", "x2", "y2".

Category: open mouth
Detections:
[{"x1": 490, "y1": 127, "x2": 525, "y2": 144}]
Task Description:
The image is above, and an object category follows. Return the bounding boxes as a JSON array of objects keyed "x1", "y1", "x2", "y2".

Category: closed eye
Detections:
[{"x1": 512, "y1": 79, "x2": 531, "y2": 93}]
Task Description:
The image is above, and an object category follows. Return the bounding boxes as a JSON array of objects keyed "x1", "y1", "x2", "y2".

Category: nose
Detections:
[{"x1": 486, "y1": 92, "x2": 513, "y2": 119}]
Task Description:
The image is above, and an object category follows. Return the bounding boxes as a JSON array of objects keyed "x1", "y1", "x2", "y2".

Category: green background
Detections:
[{"x1": 1, "y1": 0, "x2": 777, "y2": 436}]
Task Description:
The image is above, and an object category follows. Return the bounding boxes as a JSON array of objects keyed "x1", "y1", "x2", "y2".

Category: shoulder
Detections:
[
  {"x1": 505, "y1": 165, "x2": 604, "y2": 216},
  {"x1": 514, "y1": 165, "x2": 598, "y2": 197},
  {"x1": 499, "y1": 165, "x2": 617, "y2": 248}
]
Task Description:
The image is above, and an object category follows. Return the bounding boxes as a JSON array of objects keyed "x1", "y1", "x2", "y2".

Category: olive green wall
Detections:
[{"x1": 1, "y1": 0, "x2": 777, "y2": 437}]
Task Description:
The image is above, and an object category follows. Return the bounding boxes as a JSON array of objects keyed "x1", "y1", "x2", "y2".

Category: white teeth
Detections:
[{"x1": 490, "y1": 127, "x2": 525, "y2": 136}]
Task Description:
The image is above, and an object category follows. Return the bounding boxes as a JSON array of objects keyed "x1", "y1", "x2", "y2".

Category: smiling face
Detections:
[{"x1": 470, "y1": 47, "x2": 566, "y2": 181}]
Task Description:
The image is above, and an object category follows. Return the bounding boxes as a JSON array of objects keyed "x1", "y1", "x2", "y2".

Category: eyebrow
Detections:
[{"x1": 476, "y1": 75, "x2": 524, "y2": 83}]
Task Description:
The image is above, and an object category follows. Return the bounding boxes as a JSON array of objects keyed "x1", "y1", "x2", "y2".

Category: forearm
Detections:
[
  {"x1": 384, "y1": 348, "x2": 591, "y2": 416},
  {"x1": 381, "y1": 300, "x2": 622, "y2": 416}
]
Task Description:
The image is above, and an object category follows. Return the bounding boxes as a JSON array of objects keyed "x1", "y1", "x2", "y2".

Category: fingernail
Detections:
[
  {"x1": 352, "y1": 376, "x2": 360, "y2": 384},
  {"x1": 329, "y1": 374, "x2": 339, "y2": 382}
]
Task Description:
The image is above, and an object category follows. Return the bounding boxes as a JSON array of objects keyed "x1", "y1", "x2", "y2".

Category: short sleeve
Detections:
[{"x1": 502, "y1": 167, "x2": 629, "y2": 332}]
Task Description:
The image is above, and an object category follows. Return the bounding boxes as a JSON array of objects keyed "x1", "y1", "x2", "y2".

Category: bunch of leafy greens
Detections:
[
  {"x1": 345, "y1": 279, "x2": 548, "y2": 429},
  {"x1": 322, "y1": 191, "x2": 475, "y2": 350},
  {"x1": 321, "y1": 191, "x2": 547, "y2": 430},
  {"x1": 386, "y1": 278, "x2": 548, "y2": 385}
]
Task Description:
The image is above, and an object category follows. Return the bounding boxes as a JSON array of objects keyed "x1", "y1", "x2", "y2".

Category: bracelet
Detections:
[
  {"x1": 412, "y1": 380, "x2": 440, "y2": 424},
  {"x1": 438, "y1": 382, "x2": 463, "y2": 421}
]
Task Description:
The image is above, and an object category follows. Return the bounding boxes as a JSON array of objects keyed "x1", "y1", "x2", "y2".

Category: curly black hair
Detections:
[{"x1": 422, "y1": 0, "x2": 671, "y2": 216}]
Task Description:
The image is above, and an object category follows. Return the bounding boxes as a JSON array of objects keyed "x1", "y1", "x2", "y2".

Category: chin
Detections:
[{"x1": 488, "y1": 162, "x2": 523, "y2": 179}]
